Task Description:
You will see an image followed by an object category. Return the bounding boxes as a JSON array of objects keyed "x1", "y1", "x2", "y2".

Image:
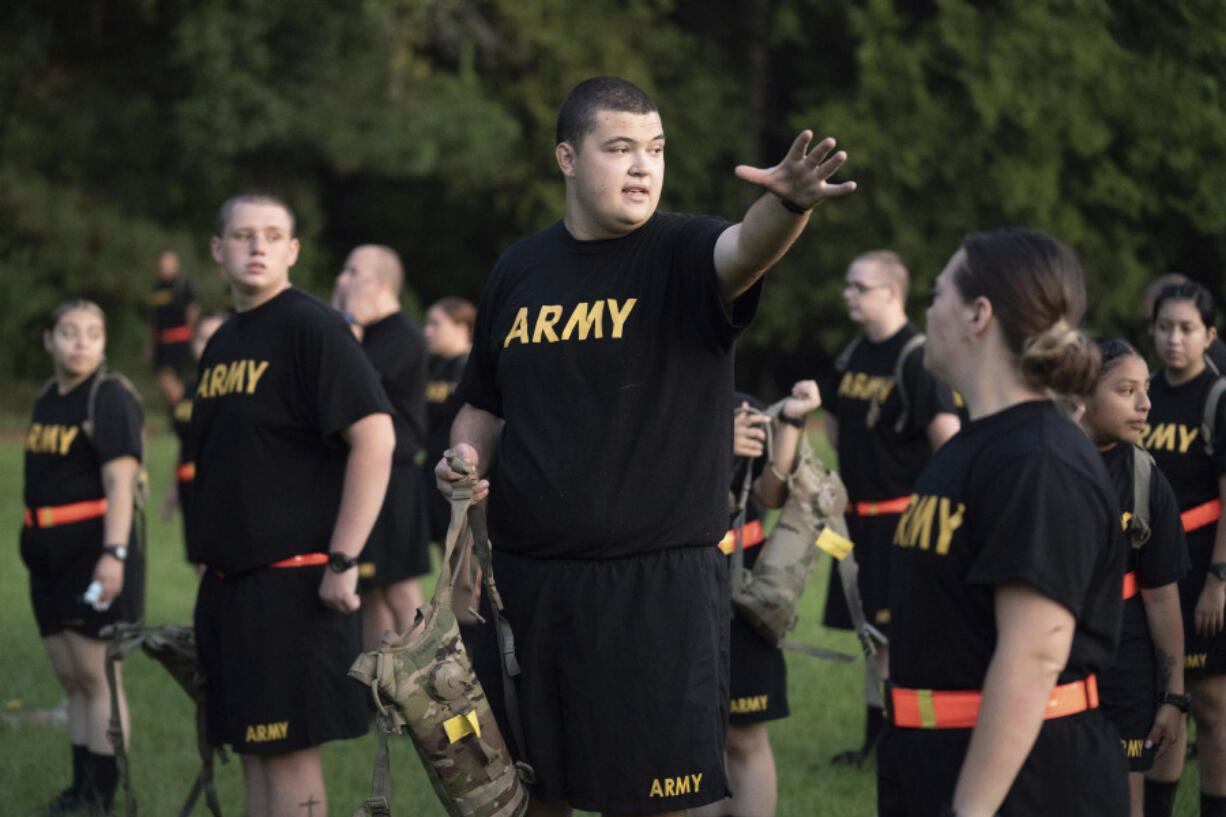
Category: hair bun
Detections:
[{"x1": 1020, "y1": 322, "x2": 1100, "y2": 396}]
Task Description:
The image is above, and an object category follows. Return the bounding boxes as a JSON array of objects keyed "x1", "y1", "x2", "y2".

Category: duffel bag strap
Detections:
[{"x1": 351, "y1": 713, "x2": 395, "y2": 817}]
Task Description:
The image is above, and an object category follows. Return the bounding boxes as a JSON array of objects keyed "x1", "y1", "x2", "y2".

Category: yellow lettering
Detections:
[
  {"x1": 41, "y1": 425, "x2": 59, "y2": 454},
  {"x1": 650, "y1": 779, "x2": 663, "y2": 797},
  {"x1": 850, "y1": 372, "x2": 868, "y2": 400},
  {"x1": 691, "y1": 773, "x2": 703, "y2": 792},
  {"x1": 26, "y1": 423, "x2": 41, "y2": 451},
  {"x1": 1179, "y1": 424, "x2": 1200, "y2": 454},
  {"x1": 504, "y1": 307, "x2": 530, "y2": 347},
  {"x1": 1121, "y1": 511, "x2": 1132, "y2": 532},
  {"x1": 275, "y1": 721, "x2": 288, "y2": 739},
  {"x1": 208, "y1": 364, "x2": 227, "y2": 398},
  {"x1": 910, "y1": 495, "x2": 938, "y2": 551},
  {"x1": 676, "y1": 776, "x2": 690, "y2": 795},
  {"x1": 196, "y1": 373, "x2": 212, "y2": 399},
  {"x1": 245, "y1": 725, "x2": 256, "y2": 742},
  {"x1": 561, "y1": 300, "x2": 604, "y2": 340},
  {"x1": 837, "y1": 372, "x2": 852, "y2": 397},
  {"x1": 1188, "y1": 653, "x2": 1208, "y2": 669},
  {"x1": 533, "y1": 305, "x2": 563, "y2": 343},
  {"x1": 606, "y1": 298, "x2": 637, "y2": 338},
  {"x1": 57, "y1": 426, "x2": 79, "y2": 456},
  {"x1": 245, "y1": 360, "x2": 270, "y2": 394},
  {"x1": 935, "y1": 498, "x2": 966, "y2": 555},
  {"x1": 1148, "y1": 423, "x2": 1177, "y2": 452},
  {"x1": 256, "y1": 725, "x2": 267, "y2": 741},
  {"x1": 222, "y1": 360, "x2": 245, "y2": 395},
  {"x1": 875, "y1": 380, "x2": 895, "y2": 402},
  {"x1": 664, "y1": 779, "x2": 675, "y2": 797}
]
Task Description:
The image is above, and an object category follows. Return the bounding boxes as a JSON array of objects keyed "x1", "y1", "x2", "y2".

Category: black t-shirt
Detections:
[
  {"x1": 187, "y1": 288, "x2": 392, "y2": 572},
  {"x1": 362, "y1": 312, "x2": 427, "y2": 463},
  {"x1": 151, "y1": 274, "x2": 197, "y2": 335},
  {"x1": 458, "y1": 212, "x2": 758, "y2": 558},
  {"x1": 1143, "y1": 368, "x2": 1226, "y2": 511},
  {"x1": 1101, "y1": 443, "x2": 1189, "y2": 588},
  {"x1": 889, "y1": 400, "x2": 1125, "y2": 690},
  {"x1": 822, "y1": 323, "x2": 958, "y2": 503},
  {"x1": 425, "y1": 354, "x2": 468, "y2": 467}
]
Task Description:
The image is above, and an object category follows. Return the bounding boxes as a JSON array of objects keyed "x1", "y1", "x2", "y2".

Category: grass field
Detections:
[{"x1": 0, "y1": 421, "x2": 1205, "y2": 816}]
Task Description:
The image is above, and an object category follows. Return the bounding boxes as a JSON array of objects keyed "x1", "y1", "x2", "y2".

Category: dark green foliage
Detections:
[{"x1": 1, "y1": 0, "x2": 1223, "y2": 401}]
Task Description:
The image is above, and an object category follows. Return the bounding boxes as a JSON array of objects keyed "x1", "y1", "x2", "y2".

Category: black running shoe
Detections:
[{"x1": 43, "y1": 788, "x2": 84, "y2": 816}]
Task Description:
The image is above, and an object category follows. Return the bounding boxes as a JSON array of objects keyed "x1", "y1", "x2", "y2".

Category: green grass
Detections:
[{"x1": 0, "y1": 423, "x2": 1204, "y2": 816}]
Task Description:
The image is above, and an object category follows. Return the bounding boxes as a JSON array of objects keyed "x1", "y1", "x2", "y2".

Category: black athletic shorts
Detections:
[
  {"x1": 357, "y1": 462, "x2": 432, "y2": 591},
  {"x1": 21, "y1": 522, "x2": 145, "y2": 638},
  {"x1": 1181, "y1": 527, "x2": 1226, "y2": 679},
  {"x1": 823, "y1": 513, "x2": 894, "y2": 633},
  {"x1": 465, "y1": 544, "x2": 730, "y2": 813},
  {"x1": 195, "y1": 563, "x2": 368, "y2": 754},
  {"x1": 153, "y1": 341, "x2": 192, "y2": 375},
  {"x1": 877, "y1": 708, "x2": 1128, "y2": 816},
  {"x1": 726, "y1": 544, "x2": 788, "y2": 725},
  {"x1": 1099, "y1": 601, "x2": 1158, "y2": 771}
]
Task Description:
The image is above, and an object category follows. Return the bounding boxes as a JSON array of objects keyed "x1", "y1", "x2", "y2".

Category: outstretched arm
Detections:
[{"x1": 713, "y1": 131, "x2": 856, "y2": 302}]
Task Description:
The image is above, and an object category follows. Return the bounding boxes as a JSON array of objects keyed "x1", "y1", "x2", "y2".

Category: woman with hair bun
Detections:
[
  {"x1": 876, "y1": 228, "x2": 1128, "y2": 817},
  {"x1": 1144, "y1": 280, "x2": 1226, "y2": 817},
  {"x1": 1080, "y1": 338, "x2": 1189, "y2": 817}
]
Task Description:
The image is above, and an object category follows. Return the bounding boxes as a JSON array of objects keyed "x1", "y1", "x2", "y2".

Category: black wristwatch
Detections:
[
  {"x1": 1160, "y1": 692, "x2": 1192, "y2": 713},
  {"x1": 327, "y1": 551, "x2": 358, "y2": 574},
  {"x1": 1209, "y1": 562, "x2": 1226, "y2": 581},
  {"x1": 101, "y1": 545, "x2": 127, "y2": 562},
  {"x1": 778, "y1": 413, "x2": 806, "y2": 429}
]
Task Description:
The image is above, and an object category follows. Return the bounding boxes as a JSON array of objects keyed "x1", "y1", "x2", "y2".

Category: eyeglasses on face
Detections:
[{"x1": 844, "y1": 280, "x2": 889, "y2": 295}]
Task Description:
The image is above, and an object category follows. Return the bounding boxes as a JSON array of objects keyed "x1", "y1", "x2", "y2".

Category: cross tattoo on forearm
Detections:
[{"x1": 299, "y1": 795, "x2": 320, "y2": 816}]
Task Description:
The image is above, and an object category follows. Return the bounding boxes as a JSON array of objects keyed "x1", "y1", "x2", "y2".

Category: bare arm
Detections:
[
  {"x1": 926, "y1": 411, "x2": 961, "y2": 451},
  {"x1": 952, "y1": 582, "x2": 1075, "y2": 817},
  {"x1": 1142, "y1": 582, "x2": 1186, "y2": 758},
  {"x1": 435, "y1": 403, "x2": 504, "y2": 504},
  {"x1": 1194, "y1": 473, "x2": 1226, "y2": 636},
  {"x1": 713, "y1": 132, "x2": 855, "y2": 303},
  {"x1": 756, "y1": 380, "x2": 822, "y2": 509},
  {"x1": 93, "y1": 455, "x2": 140, "y2": 602},
  {"x1": 318, "y1": 412, "x2": 395, "y2": 613}
]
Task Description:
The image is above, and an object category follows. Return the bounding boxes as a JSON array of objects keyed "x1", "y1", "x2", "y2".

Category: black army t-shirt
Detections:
[
  {"x1": 823, "y1": 322, "x2": 958, "y2": 503},
  {"x1": 363, "y1": 312, "x2": 427, "y2": 463},
  {"x1": 1143, "y1": 368, "x2": 1226, "y2": 510},
  {"x1": 459, "y1": 212, "x2": 759, "y2": 558},
  {"x1": 889, "y1": 400, "x2": 1125, "y2": 690},
  {"x1": 187, "y1": 288, "x2": 392, "y2": 573},
  {"x1": 426, "y1": 353, "x2": 467, "y2": 468},
  {"x1": 1102, "y1": 443, "x2": 1189, "y2": 589},
  {"x1": 25, "y1": 372, "x2": 144, "y2": 510}
]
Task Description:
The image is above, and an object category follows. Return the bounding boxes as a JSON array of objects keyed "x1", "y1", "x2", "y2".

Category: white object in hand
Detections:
[{"x1": 82, "y1": 581, "x2": 112, "y2": 612}]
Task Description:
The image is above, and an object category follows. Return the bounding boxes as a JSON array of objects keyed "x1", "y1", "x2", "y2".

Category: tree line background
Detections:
[{"x1": 1, "y1": 0, "x2": 1223, "y2": 408}]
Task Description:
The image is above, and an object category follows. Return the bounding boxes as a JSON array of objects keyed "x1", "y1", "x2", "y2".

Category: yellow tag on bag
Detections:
[
  {"x1": 443, "y1": 709, "x2": 482, "y2": 743},
  {"x1": 815, "y1": 528, "x2": 854, "y2": 560}
]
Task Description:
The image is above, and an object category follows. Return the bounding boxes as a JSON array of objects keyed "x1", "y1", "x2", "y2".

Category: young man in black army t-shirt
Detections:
[
  {"x1": 334, "y1": 244, "x2": 432, "y2": 650},
  {"x1": 436, "y1": 76, "x2": 855, "y2": 817},
  {"x1": 822, "y1": 249, "x2": 960, "y2": 765},
  {"x1": 189, "y1": 193, "x2": 395, "y2": 817}
]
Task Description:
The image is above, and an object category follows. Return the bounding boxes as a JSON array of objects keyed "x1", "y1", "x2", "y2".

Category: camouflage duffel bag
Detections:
[
  {"x1": 349, "y1": 452, "x2": 530, "y2": 817},
  {"x1": 730, "y1": 402, "x2": 857, "y2": 661}
]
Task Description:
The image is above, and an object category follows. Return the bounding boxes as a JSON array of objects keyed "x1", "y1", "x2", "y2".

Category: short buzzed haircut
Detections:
[
  {"x1": 853, "y1": 249, "x2": 910, "y2": 299},
  {"x1": 555, "y1": 76, "x2": 658, "y2": 148},
  {"x1": 216, "y1": 191, "x2": 296, "y2": 238},
  {"x1": 355, "y1": 244, "x2": 404, "y2": 296}
]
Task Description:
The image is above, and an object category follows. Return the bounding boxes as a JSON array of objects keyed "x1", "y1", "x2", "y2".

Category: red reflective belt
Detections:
[
  {"x1": 717, "y1": 520, "x2": 766, "y2": 555},
  {"x1": 1183, "y1": 499, "x2": 1222, "y2": 533},
  {"x1": 269, "y1": 552, "x2": 329, "y2": 569},
  {"x1": 887, "y1": 674, "x2": 1099, "y2": 729},
  {"x1": 158, "y1": 325, "x2": 192, "y2": 344},
  {"x1": 850, "y1": 496, "x2": 911, "y2": 516},
  {"x1": 1122, "y1": 571, "x2": 1138, "y2": 600},
  {"x1": 24, "y1": 498, "x2": 109, "y2": 529},
  {"x1": 177, "y1": 462, "x2": 195, "y2": 482}
]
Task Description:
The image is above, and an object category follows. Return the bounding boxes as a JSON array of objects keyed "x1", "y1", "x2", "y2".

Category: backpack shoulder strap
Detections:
[
  {"x1": 833, "y1": 337, "x2": 862, "y2": 374},
  {"x1": 890, "y1": 333, "x2": 928, "y2": 434},
  {"x1": 1203, "y1": 376, "x2": 1226, "y2": 457},
  {"x1": 1128, "y1": 444, "x2": 1154, "y2": 549},
  {"x1": 82, "y1": 366, "x2": 143, "y2": 442}
]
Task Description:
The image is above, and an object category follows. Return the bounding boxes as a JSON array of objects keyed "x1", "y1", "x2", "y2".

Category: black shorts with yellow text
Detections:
[
  {"x1": 195, "y1": 563, "x2": 368, "y2": 754},
  {"x1": 465, "y1": 544, "x2": 730, "y2": 813},
  {"x1": 1099, "y1": 600, "x2": 1158, "y2": 771}
]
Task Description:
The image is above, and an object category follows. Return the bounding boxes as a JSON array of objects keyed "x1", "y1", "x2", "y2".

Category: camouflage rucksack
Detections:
[
  {"x1": 729, "y1": 401, "x2": 884, "y2": 661},
  {"x1": 348, "y1": 451, "x2": 530, "y2": 817}
]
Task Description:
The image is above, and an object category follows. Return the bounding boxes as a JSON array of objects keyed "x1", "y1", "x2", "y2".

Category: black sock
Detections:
[
  {"x1": 71, "y1": 743, "x2": 88, "y2": 795},
  {"x1": 84, "y1": 751, "x2": 118, "y2": 809},
  {"x1": 1144, "y1": 778, "x2": 1178, "y2": 817},
  {"x1": 1201, "y1": 791, "x2": 1226, "y2": 817},
  {"x1": 865, "y1": 705, "x2": 884, "y2": 748}
]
